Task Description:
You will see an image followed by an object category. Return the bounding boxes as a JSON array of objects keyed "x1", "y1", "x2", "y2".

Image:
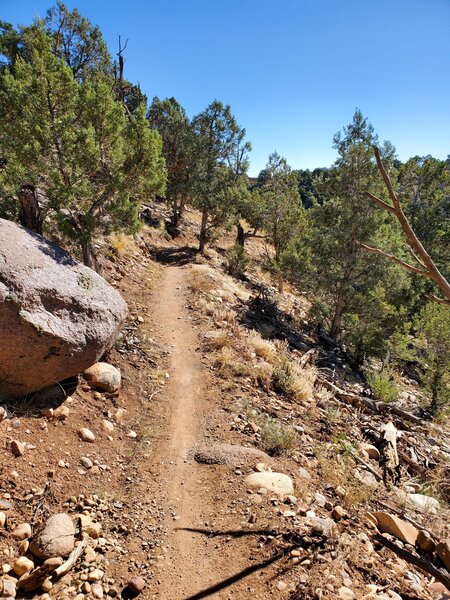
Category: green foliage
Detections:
[
  {"x1": 289, "y1": 110, "x2": 411, "y2": 362},
  {"x1": 415, "y1": 303, "x2": 450, "y2": 415},
  {"x1": 259, "y1": 417, "x2": 299, "y2": 456},
  {"x1": 226, "y1": 243, "x2": 250, "y2": 278},
  {"x1": 148, "y1": 96, "x2": 194, "y2": 227},
  {"x1": 0, "y1": 26, "x2": 165, "y2": 267},
  {"x1": 367, "y1": 367, "x2": 399, "y2": 403},
  {"x1": 190, "y1": 100, "x2": 251, "y2": 252}
]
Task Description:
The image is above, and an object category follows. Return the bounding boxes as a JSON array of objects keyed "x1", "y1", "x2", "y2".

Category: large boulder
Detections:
[{"x1": 0, "y1": 219, "x2": 128, "y2": 399}]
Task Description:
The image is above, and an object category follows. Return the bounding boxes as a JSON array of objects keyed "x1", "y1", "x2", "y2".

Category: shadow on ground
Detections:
[{"x1": 151, "y1": 246, "x2": 198, "y2": 266}]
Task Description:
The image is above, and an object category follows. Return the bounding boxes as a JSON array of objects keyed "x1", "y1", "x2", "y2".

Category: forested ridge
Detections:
[{"x1": 0, "y1": 1, "x2": 448, "y2": 419}]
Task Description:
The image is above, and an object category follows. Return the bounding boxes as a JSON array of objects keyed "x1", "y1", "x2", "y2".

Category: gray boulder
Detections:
[{"x1": 0, "y1": 219, "x2": 128, "y2": 399}]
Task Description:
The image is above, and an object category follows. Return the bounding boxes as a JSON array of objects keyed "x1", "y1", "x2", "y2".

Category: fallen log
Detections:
[
  {"x1": 380, "y1": 422, "x2": 401, "y2": 486},
  {"x1": 374, "y1": 533, "x2": 450, "y2": 591},
  {"x1": 317, "y1": 377, "x2": 422, "y2": 425}
]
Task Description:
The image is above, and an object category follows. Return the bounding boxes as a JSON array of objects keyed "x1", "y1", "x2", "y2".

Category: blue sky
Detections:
[{"x1": 2, "y1": 0, "x2": 449, "y2": 175}]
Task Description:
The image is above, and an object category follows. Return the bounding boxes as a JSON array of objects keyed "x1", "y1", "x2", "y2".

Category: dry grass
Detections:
[
  {"x1": 108, "y1": 232, "x2": 137, "y2": 257},
  {"x1": 272, "y1": 351, "x2": 316, "y2": 402},
  {"x1": 247, "y1": 330, "x2": 277, "y2": 363},
  {"x1": 315, "y1": 443, "x2": 376, "y2": 508},
  {"x1": 190, "y1": 267, "x2": 215, "y2": 296},
  {"x1": 213, "y1": 346, "x2": 253, "y2": 378},
  {"x1": 259, "y1": 417, "x2": 300, "y2": 456},
  {"x1": 212, "y1": 306, "x2": 236, "y2": 324},
  {"x1": 202, "y1": 329, "x2": 231, "y2": 351}
]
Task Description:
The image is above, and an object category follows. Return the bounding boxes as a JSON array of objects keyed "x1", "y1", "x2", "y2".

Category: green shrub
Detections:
[
  {"x1": 260, "y1": 417, "x2": 299, "y2": 455},
  {"x1": 367, "y1": 368, "x2": 398, "y2": 403},
  {"x1": 226, "y1": 243, "x2": 250, "y2": 278}
]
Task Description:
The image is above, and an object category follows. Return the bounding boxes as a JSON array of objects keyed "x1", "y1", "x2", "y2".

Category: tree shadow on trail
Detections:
[
  {"x1": 151, "y1": 245, "x2": 198, "y2": 266},
  {"x1": 177, "y1": 527, "x2": 325, "y2": 600}
]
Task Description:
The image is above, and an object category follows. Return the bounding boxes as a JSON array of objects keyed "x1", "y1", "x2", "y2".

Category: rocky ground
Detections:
[{"x1": 0, "y1": 205, "x2": 449, "y2": 600}]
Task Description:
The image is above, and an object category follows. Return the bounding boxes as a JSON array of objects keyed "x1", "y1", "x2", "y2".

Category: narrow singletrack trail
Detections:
[{"x1": 147, "y1": 264, "x2": 222, "y2": 599}]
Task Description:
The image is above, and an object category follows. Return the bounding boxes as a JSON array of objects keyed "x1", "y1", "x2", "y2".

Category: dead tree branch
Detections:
[{"x1": 360, "y1": 145, "x2": 450, "y2": 306}]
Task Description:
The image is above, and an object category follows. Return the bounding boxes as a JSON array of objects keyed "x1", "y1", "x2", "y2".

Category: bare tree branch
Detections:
[
  {"x1": 360, "y1": 145, "x2": 450, "y2": 304},
  {"x1": 356, "y1": 241, "x2": 431, "y2": 277}
]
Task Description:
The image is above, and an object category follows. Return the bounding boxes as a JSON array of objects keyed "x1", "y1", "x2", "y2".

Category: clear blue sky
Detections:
[{"x1": 2, "y1": 0, "x2": 449, "y2": 175}]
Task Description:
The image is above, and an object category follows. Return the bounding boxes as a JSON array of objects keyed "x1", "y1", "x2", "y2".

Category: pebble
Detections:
[
  {"x1": 338, "y1": 586, "x2": 355, "y2": 599},
  {"x1": 332, "y1": 506, "x2": 347, "y2": 521},
  {"x1": 11, "y1": 522, "x2": 32, "y2": 540},
  {"x1": 79, "y1": 428, "x2": 95, "y2": 442},
  {"x1": 13, "y1": 556, "x2": 34, "y2": 576},
  {"x1": 81, "y1": 457, "x2": 94, "y2": 469},
  {"x1": 10, "y1": 440, "x2": 25, "y2": 457},
  {"x1": 0, "y1": 512, "x2": 6, "y2": 527},
  {"x1": 102, "y1": 420, "x2": 114, "y2": 433},
  {"x1": 128, "y1": 576, "x2": 145, "y2": 594},
  {"x1": 276, "y1": 581, "x2": 288, "y2": 591},
  {"x1": 92, "y1": 583, "x2": 104, "y2": 598}
]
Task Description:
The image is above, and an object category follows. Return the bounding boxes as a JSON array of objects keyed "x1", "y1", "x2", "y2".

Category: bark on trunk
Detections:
[
  {"x1": 18, "y1": 185, "x2": 44, "y2": 235},
  {"x1": 81, "y1": 239, "x2": 98, "y2": 271},
  {"x1": 329, "y1": 286, "x2": 346, "y2": 340},
  {"x1": 236, "y1": 223, "x2": 245, "y2": 247},
  {"x1": 199, "y1": 209, "x2": 208, "y2": 254}
]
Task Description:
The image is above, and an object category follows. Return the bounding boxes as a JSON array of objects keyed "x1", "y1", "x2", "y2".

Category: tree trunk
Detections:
[
  {"x1": 18, "y1": 185, "x2": 44, "y2": 235},
  {"x1": 236, "y1": 222, "x2": 245, "y2": 247},
  {"x1": 199, "y1": 209, "x2": 208, "y2": 254},
  {"x1": 329, "y1": 285, "x2": 346, "y2": 339},
  {"x1": 81, "y1": 239, "x2": 98, "y2": 271}
]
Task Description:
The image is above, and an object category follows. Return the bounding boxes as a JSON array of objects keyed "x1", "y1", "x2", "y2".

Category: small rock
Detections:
[
  {"x1": 285, "y1": 495, "x2": 297, "y2": 505},
  {"x1": 416, "y1": 530, "x2": 435, "y2": 553},
  {"x1": 10, "y1": 440, "x2": 25, "y2": 457},
  {"x1": 84, "y1": 363, "x2": 121, "y2": 393},
  {"x1": 84, "y1": 546, "x2": 97, "y2": 563},
  {"x1": 374, "y1": 512, "x2": 418, "y2": 545},
  {"x1": 338, "y1": 586, "x2": 355, "y2": 599},
  {"x1": 91, "y1": 583, "x2": 104, "y2": 599},
  {"x1": 41, "y1": 578, "x2": 53, "y2": 592},
  {"x1": 244, "y1": 472, "x2": 294, "y2": 495},
  {"x1": 29, "y1": 513, "x2": 75, "y2": 560},
  {"x1": 407, "y1": 493, "x2": 440, "y2": 514},
  {"x1": 0, "y1": 500, "x2": 12, "y2": 510},
  {"x1": 79, "y1": 428, "x2": 95, "y2": 443},
  {"x1": 81, "y1": 457, "x2": 93, "y2": 469},
  {"x1": 13, "y1": 556, "x2": 34, "y2": 576},
  {"x1": 53, "y1": 405, "x2": 70, "y2": 420},
  {"x1": 314, "y1": 492, "x2": 326, "y2": 507},
  {"x1": 0, "y1": 512, "x2": 6, "y2": 527},
  {"x1": 127, "y1": 576, "x2": 145, "y2": 594},
  {"x1": 102, "y1": 420, "x2": 114, "y2": 433},
  {"x1": 361, "y1": 443, "x2": 380, "y2": 460},
  {"x1": 0, "y1": 578, "x2": 16, "y2": 597},
  {"x1": 332, "y1": 506, "x2": 347, "y2": 521},
  {"x1": 297, "y1": 467, "x2": 311, "y2": 480},
  {"x1": 436, "y1": 540, "x2": 450, "y2": 571},
  {"x1": 276, "y1": 580, "x2": 288, "y2": 591},
  {"x1": 11, "y1": 522, "x2": 32, "y2": 541},
  {"x1": 127, "y1": 430, "x2": 137, "y2": 439},
  {"x1": 114, "y1": 408, "x2": 125, "y2": 422}
]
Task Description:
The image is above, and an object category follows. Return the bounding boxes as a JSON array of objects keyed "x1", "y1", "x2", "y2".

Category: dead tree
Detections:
[{"x1": 358, "y1": 146, "x2": 450, "y2": 306}]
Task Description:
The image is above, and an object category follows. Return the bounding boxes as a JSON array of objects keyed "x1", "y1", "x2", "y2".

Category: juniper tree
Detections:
[
  {"x1": 148, "y1": 96, "x2": 194, "y2": 229},
  {"x1": 190, "y1": 100, "x2": 251, "y2": 253},
  {"x1": 0, "y1": 28, "x2": 165, "y2": 268}
]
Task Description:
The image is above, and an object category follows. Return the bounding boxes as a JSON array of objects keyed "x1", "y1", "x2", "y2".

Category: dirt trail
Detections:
[{"x1": 148, "y1": 264, "x2": 220, "y2": 599}]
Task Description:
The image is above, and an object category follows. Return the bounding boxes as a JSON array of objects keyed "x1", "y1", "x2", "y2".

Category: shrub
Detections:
[
  {"x1": 367, "y1": 368, "x2": 398, "y2": 403},
  {"x1": 226, "y1": 243, "x2": 250, "y2": 278},
  {"x1": 260, "y1": 418, "x2": 299, "y2": 455},
  {"x1": 272, "y1": 352, "x2": 316, "y2": 401}
]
